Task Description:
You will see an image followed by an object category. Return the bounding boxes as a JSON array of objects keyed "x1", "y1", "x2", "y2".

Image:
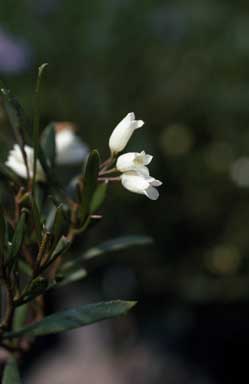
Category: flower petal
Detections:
[{"x1": 144, "y1": 186, "x2": 159, "y2": 200}]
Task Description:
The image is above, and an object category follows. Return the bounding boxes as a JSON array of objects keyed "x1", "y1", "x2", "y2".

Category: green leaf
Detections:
[
  {"x1": 0, "y1": 163, "x2": 21, "y2": 185},
  {"x1": 0, "y1": 84, "x2": 31, "y2": 186},
  {"x1": 90, "y1": 182, "x2": 108, "y2": 213},
  {"x1": 79, "y1": 149, "x2": 100, "y2": 221},
  {"x1": 29, "y1": 194, "x2": 42, "y2": 242},
  {"x1": 14, "y1": 277, "x2": 49, "y2": 307},
  {"x1": 52, "y1": 204, "x2": 67, "y2": 245},
  {"x1": 4, "y1": 300, "x2": 136, "y2": 339},
  {"x1": 18, "y1": 260, "x2": 32, "y2": 277},
  {"x1": 24, "y1": 276, "x2": 48, "y2": 299},
  {"x1": 51, "y1": 236, "x2": 71, "y2": 260},
  {"x1": 41, "y1": 123, "x2": 56, "y2": 169},
  {"x1": 83, "y1": 235, "x2": 153, "y2": 260},
  {"x1": 0, "y1": 83, "x2": 29, "y2": 147},
  {"x1": 32, "y1": 63, "x2": 48, "y2": 189},
  {"x1": 13, "y1": 304, "x2": 29, "y2": 331},
  {"x1": 9, "y1": 211, "x2": 27, "y2": 262},
  {"x1": 2, "y1": 357, "x2": 22, "y2": 384},
  {"x1": 37, "y1": 145, "x2": 51, "y2": 177},
  {"x1": 0, "y1": 206, "x2": 7, "y2": 255},
  {"x1": 57, "y1": 268, "x2": 87, "y2": 287}
]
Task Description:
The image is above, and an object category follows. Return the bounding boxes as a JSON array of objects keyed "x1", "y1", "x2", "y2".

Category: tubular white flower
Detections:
[
  {"x1": 116, "y1": 151, "x2": 153, "y2": 176},
  {"x1": 121, "y1": 171, "x2": 162, "y2": 200},
  {"x1": 55, "y1": 124, "x2": 88, "y2": 165},
  {"x1": 109, "y1": 112, "x2": 144, "y2": 154},
  {"x1": 5, "y1": 144, "x2": 46, "y2": 182}
]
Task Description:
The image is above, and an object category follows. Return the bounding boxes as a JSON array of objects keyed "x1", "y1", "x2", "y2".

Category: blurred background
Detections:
[{"x1": 1, "y1": 0, "x2": 249, "y2": 382}]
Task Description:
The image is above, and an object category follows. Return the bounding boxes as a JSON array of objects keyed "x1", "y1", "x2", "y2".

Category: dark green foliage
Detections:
[
  {"x1": 41, "y1": 123, "x2": 56, "y2": 169},
  {"x1": 2, "y1": 358, "x2": 22, "y2": 384},
  {"x1": 79, "y1": 149, "x2": 100, "y2": 222},
  {"x1": 5, "y1": 300, "x2": 136, "y2": 338}
]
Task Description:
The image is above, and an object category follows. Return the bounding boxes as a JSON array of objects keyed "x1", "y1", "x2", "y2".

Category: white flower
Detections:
[
  {"x1": 55, "y1": 123, "x2": 89, "y2": 165},
  {"x1": 121, "y1": 171, "x2": 162, "y2": 200},
  {"x1": 5, "y1": 144, "x2": 46, "y2": 182},
  {"x1": 116, "y1": 151, "x2": 153, "y2": 176},
  {"x1": 109, "y1": 112, "x2": 144, "y2": 154}
]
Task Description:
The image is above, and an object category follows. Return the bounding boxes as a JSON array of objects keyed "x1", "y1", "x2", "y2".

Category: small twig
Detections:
[
  {"x1": 99, "y1": 167, "x2": 117, "y2": 176},
  {"x1": 98, "y1": 176, "x2": 121, "y2": 182},
  {"x1": 99, "y1": 155, "x2": 115, "y2": 173},
  {"x1": 33, "y1": 231, "x2": 52, "y2": 277}
]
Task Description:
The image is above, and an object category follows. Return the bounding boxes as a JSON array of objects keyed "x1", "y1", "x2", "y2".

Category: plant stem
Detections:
[
  {"x1": 99, "y1": 167, "x2": 117, "y2": 176},
  {"x1": 98, "y1": 177, "x2": 120, "y2": 182}
]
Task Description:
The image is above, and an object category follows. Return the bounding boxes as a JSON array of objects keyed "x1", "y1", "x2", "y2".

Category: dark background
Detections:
[{"x1": 1, "y1": 1, "x2": 249, "y2": 383}]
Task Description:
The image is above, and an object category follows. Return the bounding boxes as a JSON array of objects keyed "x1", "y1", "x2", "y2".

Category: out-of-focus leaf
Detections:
[
  {"x1": 5, "y1": 300, "x2": 137, "y2": 338},
  {"x1": 33, "y1": 183, "x2": 45, "y2": 213},
  {"x1": 41, "y1": 123, "x2": 56, "y2": 169},
  {"x1": 79, "y1": 149, "x2": 100, "y2": 221},
  {"x1": 9, "y1": 211, "x2": 27, "y2": 262},
  {"x1": 50, "y1": 236, "x2": 71, "y2": 260},
  {"x1": 37, "y1": 145, "x2": 52, "y2": 179},
  {"x1": 15, "y1": 277, "x2": 49, "y2": 307},
  {"x1": 13, "y1": 304, "x2": 28, "y2": 331},
  {"x1": 29, "y1": 194, "x2": 42, "y2": 242},
  {"x1": 0, "y1": 83, "x2": 29, "y2": 146},
  {"x1": 2, "y1": 357, "x2": 22, "y2": 384},
  {"x1": 0, "y1": 206, "x2": 7, "y2": 255},
  {"x1": 83, "y1": 235, "x2": 153, "y2": 260},
  {"x1": 52, "y1": 204, "x2": 66, "y2": 245},
  {"x1": 0, "y1": 163, "x2": 21, "y2": 185},
  {"x1": 90, "y1": 182, "x2": 108, "y2": 213},
  {"x1": 32, "y1": 63, "x2": 48, "y2": 188},
  {"x1": 25, "y1": 276, "x2": 48, "y2": 298},
  {"x1": 18, "y1": 260, "x2": 32, "y2": 277},
  {"x1": 57, "y1": 268, "x2": 87, "y2": 287}
]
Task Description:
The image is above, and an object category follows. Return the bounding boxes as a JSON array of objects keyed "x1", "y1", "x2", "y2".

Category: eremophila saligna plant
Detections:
[{"x1": 0, "y1": 65, "x2": 162, "y2": 381}]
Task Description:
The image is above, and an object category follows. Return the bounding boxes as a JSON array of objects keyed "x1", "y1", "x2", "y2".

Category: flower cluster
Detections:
[
  {"x1": 5, "y1": 112, "x2": 162, "y2": 200},
  {"x1": 6, "y1": 123, "x2": 88, "y2": 181},
  {"x1": 108, "y1": 112, "x2": 162, "y2": 200}
]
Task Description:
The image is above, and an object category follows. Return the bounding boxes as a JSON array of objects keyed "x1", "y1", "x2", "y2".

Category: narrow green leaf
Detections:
[
  {"x1": 18, "y1": 260, "x2": 32, "y2": 277},
  {"x1": 37, "y1": 145, "x2": 51, "y2": 177},
  {"x1": 79, "y1": 149, "x2": 100, "y2": 221},
  {"x1": 41, "y1": 123, "x2": 56, "y2": 169},
  {"x1": 4, "y1": 300, "x2": 137, "y2": 338},
  {"x1": 10, "y1": 211, "x2": 27, "y2": 262},
  {"x1": 29, "y1": 194, "x2": 42, "y2": 242},
  {"x1": 90, "y1": 182, "x2": 108, "y2": 213},
  {"x1": 0, "y1": 163, "x2": 21, "y2": 185},
  {"x1": 57, "y1": 268, "x2": 87, "y2": 287},
  {"x1": 52, "y1": 204, "x2": 66, "y2": 245},
  {"x1": 2, "y1": 357, "x2": 22, "y2": 384},
  {"x1": 51, "y1": 236, "x2": 71, "y2": 260},
  {"x1": 84, "y1": 235, "x2": 153, "y2": 260},
  {"x1": 0, "y1": 84, "x2": 31, "y2": 183},
  {"x1": 14, "y1": 277, "x2": 49, "y2": 307},
  {"x1": 25, "y1": 276, "x2": 48, "y2": 298},
  {"x1": 32, "y1": 63, "x2": 48, "y2": 189},
  {"x1": 0, "y1": 206, "x2": 7, "y2": 255},
  {"x1": 13, "y1": 304, "x2": 29, "y2": 331},
  {"x1": 0, "y1": 83, "x2": 29, "y2": 148}
]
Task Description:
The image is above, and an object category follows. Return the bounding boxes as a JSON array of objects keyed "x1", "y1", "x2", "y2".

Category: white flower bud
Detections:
[
  {"x1": 5, "y1": 144, "x2": 46, "y2": 182},
  {"x1": 109, "y1": 112, "x2": 144, "y2": 154},
  {"x1": 55, "y1": 123, "x2": 88, "y2": 165},
  {"x1": 116, "y1": 151, "x2": 153, "y2": 176},
  {"x1": 121, "y1": 171, "x2": 162, "y2": 200}
]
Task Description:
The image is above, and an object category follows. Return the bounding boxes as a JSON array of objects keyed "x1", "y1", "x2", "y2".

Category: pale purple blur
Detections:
[{"x1": 0, "y1": 27, "x2": 32, "y2": 74}]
